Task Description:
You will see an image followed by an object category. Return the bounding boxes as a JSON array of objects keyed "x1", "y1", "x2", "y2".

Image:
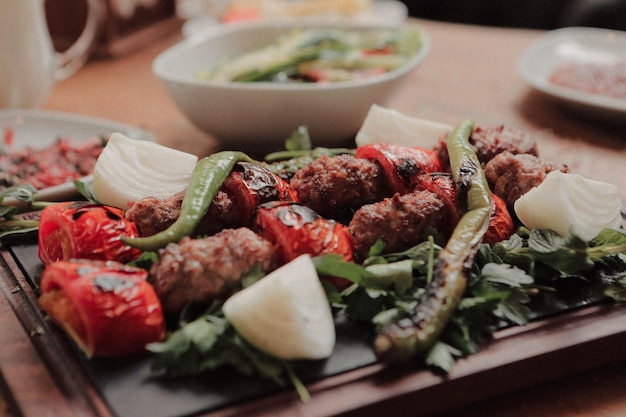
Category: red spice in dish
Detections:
[
  {"x1": 549, "y1": 60, "x2": 626, "y2": 100},
  {"x1": 0, "y1": 136, "x2": 106, "y2": 190},
  {"x1": 3, "y1": 127, "x2": 14, "y2": 147}
]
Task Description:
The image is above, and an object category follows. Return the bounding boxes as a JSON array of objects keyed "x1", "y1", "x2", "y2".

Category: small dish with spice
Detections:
[
  {"x1": 518, "y1": 27, "x2": 626, "y2": 121},
  {"x1": 0, "y1": 109, "x2": 154, "y2": 202}
]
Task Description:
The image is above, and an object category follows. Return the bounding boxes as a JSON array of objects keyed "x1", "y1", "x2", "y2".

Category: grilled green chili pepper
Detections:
[
  {"x1": 122, "y1": 151, "x2": 252, "y2": 251},
  {"x1": 373, "y1": 119, "x2": 492, "y2": 363}
]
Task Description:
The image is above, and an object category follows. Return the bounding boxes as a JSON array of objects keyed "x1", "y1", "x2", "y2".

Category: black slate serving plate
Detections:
[{"x1": 1, "y1": 235, "x2": 622, "y2": 417}]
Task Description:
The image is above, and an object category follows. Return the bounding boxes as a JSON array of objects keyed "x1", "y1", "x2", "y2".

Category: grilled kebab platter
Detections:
[{"x1": 2, "y1": 104, "x2": 626, "y2": 417}]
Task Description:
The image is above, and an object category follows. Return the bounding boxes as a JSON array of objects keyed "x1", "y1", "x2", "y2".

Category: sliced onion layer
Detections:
[
  {"x1": 514, "y1": 170, "x2": 622, "y2": 241},
  {"x1": 222, "y1": 254, "x2": 336, "y2": 360},
  {"x1": 93, "y1": 133, "x2": 198, "y2": 210}
]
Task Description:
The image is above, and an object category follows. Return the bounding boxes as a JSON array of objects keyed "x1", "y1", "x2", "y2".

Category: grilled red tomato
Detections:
[
  {"x1": 356, "y1": 143, "x2": 444, "y2": 195},
  {"x1": 39, "y1": 259, "x2": 165, "y2": 357},
  {"x1": 254, "y1": 201, "x2": 354, "y2": 289},
  {"x1": 220, "y1": 162, "x2": 298, "y2": 226},
  {"x1": 483, "y1": 193, "x2": 515, "y2": 245},
  {"x1": 38, "y1": 201, "x2": 142, "y2": 266},
  {"x1": 414, "y1": 172, "x2": 460, "y2": 229}
]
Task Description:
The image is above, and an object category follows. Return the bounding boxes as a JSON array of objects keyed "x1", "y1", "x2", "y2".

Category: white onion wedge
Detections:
[
  {"x1": 514, "y1": 170, "x2": 623, "y2": 241},
  {"x1": 355, "y1": 104, "x2": 453, "y2": 149},
  {"x1": 222, "y1": 254, "x2": 336, "y2": 360},
  {"x1": 92, "y1": 133, "x2": 198, "y2": 210}
]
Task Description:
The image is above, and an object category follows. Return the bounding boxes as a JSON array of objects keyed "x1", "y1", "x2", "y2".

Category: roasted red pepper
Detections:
[
  {"x1": 39, "y1": 259, "x2": 165, "y2": 357},
  {"x1": 356, "y1": 143, "x2": 444, "y2": 194},
  {"x1": 38, "y1": 201, "x2": 142, "y2": 266},
  {"x1": 254, "y1": 201, "x2": 354, "y2": 289}
]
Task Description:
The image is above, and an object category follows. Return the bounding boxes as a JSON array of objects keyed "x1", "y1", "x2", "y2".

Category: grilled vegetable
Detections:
[
  {"x1": 254, "y1": 200, "x2": 355, "y2": 289},
  {"x1": 414, "y1": 172, "x2": 460, "y2": 224},
  {"x1": 221, "y1": 161, "x2": 298, "y2": 225},
  {"x1": 39, "y1": 259, "x2": 165, "y2": 357},
  {"x1": 373, "y1": 119, "x2": 492, "y2": 363},
  {"x1": 122, "y1": 151, "x2": 252, "y2": 251},
  {"x1": 38, "y1": 201, "x2": 141, "y2": 266},
  {"x1": 355, "y1": 143, "x2": 443, "y2": 194}
]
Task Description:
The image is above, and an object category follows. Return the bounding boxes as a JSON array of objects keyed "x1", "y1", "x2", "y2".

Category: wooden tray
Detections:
[{"x1": 2, "y1": 238, "x2": 626, "y2": 417}]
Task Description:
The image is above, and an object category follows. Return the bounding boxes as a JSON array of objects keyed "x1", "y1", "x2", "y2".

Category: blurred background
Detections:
[
  {"x1": 44, "y1": 0, "x2": 626, "y2": 58},
  {"x1": 402, "y1": 0, "x2": 626, "y2": 30}
]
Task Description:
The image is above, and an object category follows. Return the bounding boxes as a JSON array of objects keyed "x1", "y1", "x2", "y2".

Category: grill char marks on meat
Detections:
[
  {"x1": 348, "y1": 190, "x2": 458, "y2": 261},
  {"x1": 483, "y1": 151, "x2": 570, "y2": 210},
  {"x1": 435, "y1": 125, "x2": 539, "y2": 171},
  {"x1": 125, "y1": 162, "x2": 297, "y2": 238},
  {"x1": 413, "y1": 172, "x2": 460, "y2": 216},
  {"x1": 149, "y1": 227, "x2": 277, "y2": 316},
  {"x1": 289, "y1": 144, "x2": 445, "y2": 220},
  {"x1": 125, "y1": 189, "x2": 236, "y2": 238},
  {"x1": 289, "y1": 154, "x2": 390, "y2": 219}
]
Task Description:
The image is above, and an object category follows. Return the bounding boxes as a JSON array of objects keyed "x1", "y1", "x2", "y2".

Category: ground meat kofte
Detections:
[
  {"x1": 348, "y1": 190, "x2": 458, "y2": 261},
  {"x1": 125, "y1": 189, "x2": 237, "y2": 238},
  {"x1": 435, "y1": 125, "x2": 539, "y2": 171},
  {"x1": 149, "y1": 228, "x2": 277, "y2": 316},
  {"x1": 484, "y1": 151, "x2": 569, "y2": 209},
  {"x1": 289, "y1": 154, "x2": 391, "y2": 218},
  {"x1": 125, "y1": 162, "x2": 296, "y2": 237}
]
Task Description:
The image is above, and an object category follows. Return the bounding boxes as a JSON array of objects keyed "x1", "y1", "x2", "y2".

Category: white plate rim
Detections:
[
  {"x1": 0, "y1": 109, "x2": 155, "y2": 202},
  {"x1": 517, "y1": 26, "x2": 626, "y2": 115}
]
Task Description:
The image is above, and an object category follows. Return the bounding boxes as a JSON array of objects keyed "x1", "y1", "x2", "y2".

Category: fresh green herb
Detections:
[
  {"x1": 142, "y1": 122, "x2": 626, "y2": 386},
  {"x1": 146, "y1": 224, "x2": 626, "y2": 390},
  {"x1": 127, "y1": 250, "x2": 158, "y2": 271},
  {"x1": 147, "y1": 303, "x2": 311, "y2": 402},
  {"x1": 0, "y1": 183, "x2": 38, "y2": 204},
  {"x1": 490, "y1": 227, "x2": 626, "y2": 281},
  {"x1": 0, "y1": 184, "x2": 52, "y2": 240},
  {"x1": 373, "y1": 119, "x2": 493, "y2": 364},
  {"x1": 312, "y1": 253, "x2": 376, "y2": 286},
  {"x1": 264, "y1": 125, "x2": 313, "y2": 161},
  {"x1": 317, "y1": 225, "x2": 626, "y2": 372},
  {"x1": 73, "y1": 179, "x2": 98, "y2": 203},
  {"x1": 262, "y1": 126, "x2": 354, "y2": 180}
]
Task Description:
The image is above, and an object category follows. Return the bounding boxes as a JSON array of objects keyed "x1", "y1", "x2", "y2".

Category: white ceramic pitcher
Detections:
[{"x1": 0, "y1": 0, "x2": 101, "y2": 108}]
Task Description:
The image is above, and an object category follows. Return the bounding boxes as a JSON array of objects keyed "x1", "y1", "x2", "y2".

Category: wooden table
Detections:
[{"x1": 2, "y1": 18, "x2": 626, "y2": 417}]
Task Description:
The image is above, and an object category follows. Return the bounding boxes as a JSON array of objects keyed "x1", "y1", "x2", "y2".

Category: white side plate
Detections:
[
  {"x1": 517, "y1": 27, "x2": 626, "y2": 120},
  {"x1": 0, "y1": 109, "x2": 155, "y2": 202}
]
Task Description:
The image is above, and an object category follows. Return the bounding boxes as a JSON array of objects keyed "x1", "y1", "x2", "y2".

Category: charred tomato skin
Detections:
[
  {"x1": 254, "y1": 201, "x2": 354, "y2": 289},
  {"x1": 483, "y1": 193, "x2": 515, "y2": 245},
  {"x1": 220, "y1": 162, "x2": 299, "y2": 226},
  {"x1": 356, "y1": 143, "x2": 444, "y2": 195},
  {"x1": 39, "y1": 259, "x2": 165, "y2": 357},
  {"x1": 38, "y1": 201, "x2": 142, "y2": 266}
]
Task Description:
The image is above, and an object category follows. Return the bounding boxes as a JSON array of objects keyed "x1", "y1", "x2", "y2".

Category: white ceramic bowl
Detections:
[{"x1": 153, "y1": 21, "x2": 431, "y2": 152}]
